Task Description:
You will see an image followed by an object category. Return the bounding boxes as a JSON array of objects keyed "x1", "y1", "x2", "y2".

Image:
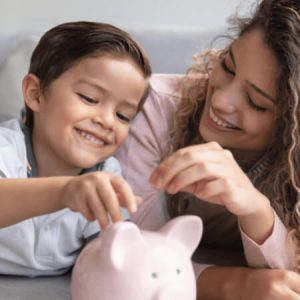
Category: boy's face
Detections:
[{"x1": 31, "y1": 56, "x2": 146, "y2": 174}]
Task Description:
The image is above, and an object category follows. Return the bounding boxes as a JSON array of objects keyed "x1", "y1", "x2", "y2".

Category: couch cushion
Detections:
[
  {"x1": 0, "y1": 28, "x2": 226, "y2": 122},
  {"x1": 0, "y1": 35, "x2": 39, "y2": 123}
]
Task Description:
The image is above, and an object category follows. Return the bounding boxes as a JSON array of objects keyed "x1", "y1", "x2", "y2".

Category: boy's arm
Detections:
[
  {"x1": 0, "y1": 172, "x2": 141, "y2": 229},
  {"x1": 0, "y1": 177, "x2": 70, "y2": 227}
]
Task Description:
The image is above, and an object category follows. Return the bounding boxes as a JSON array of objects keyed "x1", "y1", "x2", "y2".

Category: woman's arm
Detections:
[
  {"x1": 150, "y1": 142, "x2": 295, "y2": 269},
  {"x1": 197, "y1": 266, "x2": 300, "y2": 300}
]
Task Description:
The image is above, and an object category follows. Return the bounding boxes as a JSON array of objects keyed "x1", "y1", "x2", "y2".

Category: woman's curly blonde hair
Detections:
[{"x1": 168, "y1": 0, "x2": 300, "y2": 272}]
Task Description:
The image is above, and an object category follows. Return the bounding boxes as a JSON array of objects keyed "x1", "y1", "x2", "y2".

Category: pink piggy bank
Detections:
[{"x1": 71, "y1": 215, "x2": 203, "y2": 300}]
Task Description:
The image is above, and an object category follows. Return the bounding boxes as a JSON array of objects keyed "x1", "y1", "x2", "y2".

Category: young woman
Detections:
[{"x1": 117, "y1": 0, "x2": 300, "y2": 298}]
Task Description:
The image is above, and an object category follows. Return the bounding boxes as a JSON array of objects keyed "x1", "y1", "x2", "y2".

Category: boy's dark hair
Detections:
[{"x1": 25, "y1": 21, "x2": 152, "y2": 129}]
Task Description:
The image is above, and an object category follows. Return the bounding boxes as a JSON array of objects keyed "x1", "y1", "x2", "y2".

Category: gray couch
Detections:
[
  {"x1": 0, "y1": 28, "x2": 226, "y2": 123},
  {"x1": 0, "y1": 27, "x2": 228, "y2": 299}
]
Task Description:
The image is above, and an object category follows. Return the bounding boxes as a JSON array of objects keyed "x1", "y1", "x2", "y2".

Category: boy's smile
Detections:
[
  {"x1": 29, "y1": 56, "x2": 146, "y2": 176},
  {"x1": 75, "y1": 128, "x2": 107, "y2": 146}
]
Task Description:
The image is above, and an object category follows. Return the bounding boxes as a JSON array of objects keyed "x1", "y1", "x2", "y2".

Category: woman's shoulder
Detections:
[
  {"x1": 144, "y1": 74, "x2": 183, "y2": 119},
  {"x1": 149, "y1": 73, "x2": 184, "y2": 97}
]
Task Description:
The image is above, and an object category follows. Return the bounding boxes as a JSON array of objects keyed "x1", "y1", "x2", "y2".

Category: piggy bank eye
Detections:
[
  {"x1": 176, "y1": 269, "x2": 181, "y2": 275},
  {"x1": 151, "y1": 272, "x2": 158, "y2": 279}
]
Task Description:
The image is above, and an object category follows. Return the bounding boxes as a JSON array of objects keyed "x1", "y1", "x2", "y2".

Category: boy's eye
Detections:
[
  {"x1": 221, "y1": 58, "x2": 235, "y2": 76},
  {"x1": 116, "y1": 112, "x2": 131, "y2": 123},
  {"x1": 77, "y1": 93, "x2": 98, "y2": 104}
]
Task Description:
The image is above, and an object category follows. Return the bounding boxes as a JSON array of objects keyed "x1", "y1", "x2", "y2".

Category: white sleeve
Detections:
[
  {"x1": 239, "y1": 209, "x2": 295, "y2": 270},
  {"x1": 0, "y1": 119, "x2": 27, "y2": 179},
  {"x1": 101, "y1": 156, "x2": 122, "y2": 177}
]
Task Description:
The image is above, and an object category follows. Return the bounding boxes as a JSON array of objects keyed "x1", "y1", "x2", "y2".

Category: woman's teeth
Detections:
[{"x1": 209, "y1": 107, "x2": 237, "y2": 129}]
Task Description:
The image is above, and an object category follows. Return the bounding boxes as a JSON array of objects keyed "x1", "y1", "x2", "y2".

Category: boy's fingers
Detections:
[
  {"x1": 111, "y1": 176, "x2": 139, "y2": 214},
  {"x1": 71, "y1": 195, "x2": 95, "y2": 221},
  {"x1": 83, "y1": 204, "x2": 96, "y2": 221},
  {"x1": 83, "y1": 186, "x2": 111, "y2": 228},
  {"x1": 136, "y1": 195, "x2": 143, "y2": 206},
  {"x1": 95, "y1": 178, "x2": 123, "y2": 223},
  {"x1": 87, "y1": 195, "x2": 110, "y2": 229}
]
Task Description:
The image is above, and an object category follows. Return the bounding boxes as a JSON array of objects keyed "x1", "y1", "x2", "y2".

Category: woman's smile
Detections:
[{"x1": 208, "y1": 106, "x2": 240, "y2": 130}]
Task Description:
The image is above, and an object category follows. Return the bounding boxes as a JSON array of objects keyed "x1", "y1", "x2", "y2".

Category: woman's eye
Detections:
[
  {"x1": 116, "y1": 112, "x2": 131, "y2": 123},
  {"x1": 246, "y1": 94, "x2": 267, "y2": 112},
  {"x1": 221, "y1": 58, "x2": 235, "y2": 76},
  {"x1": 77, "y1": 93, "x2": 98, "y2": 104}
]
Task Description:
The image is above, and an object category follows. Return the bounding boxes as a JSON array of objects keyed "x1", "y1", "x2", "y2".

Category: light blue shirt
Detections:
[{"x1": 0, "y1": 119, "x2": 129, "y2": 276}]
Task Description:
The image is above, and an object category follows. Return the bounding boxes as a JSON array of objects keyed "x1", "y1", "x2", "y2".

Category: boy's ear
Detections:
[{"x1": 22, "y1": 73, "x2": 43, "y2": 112}]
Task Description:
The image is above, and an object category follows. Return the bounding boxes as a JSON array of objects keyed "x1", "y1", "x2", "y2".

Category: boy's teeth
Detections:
[
  {"x1": 78, "y1": 129, "x2": 104, "y2": 145},
  {"x1": 209, "y1": 107, "x2": 236, "y2": 129}
]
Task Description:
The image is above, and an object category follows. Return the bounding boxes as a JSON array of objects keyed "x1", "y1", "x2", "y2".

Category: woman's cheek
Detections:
[{"x1": 209, "y1": 67, "x2": 221, "y2": 88}]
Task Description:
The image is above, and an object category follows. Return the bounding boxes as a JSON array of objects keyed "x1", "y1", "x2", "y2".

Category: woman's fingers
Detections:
[
  {"x1": 164, "y1": 161, "x2": 223, "y2": 194},
  {"x1": 246, "y1": 269, "x2": 300, "y2": 300},
  {"x1": 150, "y1": 143, "x2": 227, "y2": 189},
  {"x1": 287, "y1": 271, "x2": 300, "y2": 294}
]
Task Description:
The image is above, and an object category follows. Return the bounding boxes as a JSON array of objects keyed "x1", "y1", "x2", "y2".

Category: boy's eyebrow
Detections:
[
  {"x1": 77, "y1": 79, "x2": 108, "y2": 95},
  {"x1": 77, "y1": 79, "x2": 139, "y2": 109},
  {"x1": 229, "y1": 45, "x2": 275, "y2": 103}
]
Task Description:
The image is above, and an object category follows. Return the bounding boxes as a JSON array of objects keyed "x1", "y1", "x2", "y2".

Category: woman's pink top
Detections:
[{"x1": 116, "y1": 74, "x2": 295, "y2": 277}]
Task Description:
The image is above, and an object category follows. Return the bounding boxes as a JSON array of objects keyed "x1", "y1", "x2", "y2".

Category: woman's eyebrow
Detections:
[
  {"x1": 229, "y1": 45, "x2": 275, "y2": 103},
  {"x1": 246, "y1": 80, "x2": 275, "y2": 103},
  {"x1": 228, "y1": 46, "x2": 236, "y2": 66}
]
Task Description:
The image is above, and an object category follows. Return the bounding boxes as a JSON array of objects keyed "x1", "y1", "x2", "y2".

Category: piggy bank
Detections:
[{"x1": 71, "y1": 215, "x2": 203, "y2": 300}]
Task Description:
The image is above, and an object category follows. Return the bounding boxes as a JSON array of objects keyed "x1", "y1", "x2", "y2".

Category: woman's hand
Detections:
[
  {"x1": 59, "y1": 172, "x2": 142, "y2": 228},
  {"x1": 242, "y1": 268, "x2": 300, "y2": 300},
  {"x1": 150, "y1": 141, "x2": 266, "y2": 217},
  {"x1": 197, "y1": 266, "x2": 300, "y2": 300},
  {"x1": 150, "y1": 142, "x2": 274, "y2": 243}
]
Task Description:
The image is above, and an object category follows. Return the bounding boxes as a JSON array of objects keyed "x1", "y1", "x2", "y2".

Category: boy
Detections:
[{"x1": 0, "y1": 21, "x2": 151, "y2": 276}]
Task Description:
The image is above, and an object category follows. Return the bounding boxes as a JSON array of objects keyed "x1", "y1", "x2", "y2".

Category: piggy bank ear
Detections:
[
  {"x1": 100, "y1": 221, "x2": 143, "y2": 269},
  {"x1": 159, "y1": 215, "x2": 203, "y2": 255}
]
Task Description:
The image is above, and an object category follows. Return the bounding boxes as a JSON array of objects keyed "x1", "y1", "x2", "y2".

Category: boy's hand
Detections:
[{"x1": 60, "y1": 172, "x2": 142, "y2": 228}]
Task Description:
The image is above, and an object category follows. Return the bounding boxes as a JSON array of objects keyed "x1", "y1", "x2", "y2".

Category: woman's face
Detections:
[{"x1": 200, "y1": 29, "x2": 278, "y2": 158}]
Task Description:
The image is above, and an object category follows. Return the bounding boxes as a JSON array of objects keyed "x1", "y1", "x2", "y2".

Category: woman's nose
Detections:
[{"x1": 211, "y1": 84, "x2": 241, "y2": 114}]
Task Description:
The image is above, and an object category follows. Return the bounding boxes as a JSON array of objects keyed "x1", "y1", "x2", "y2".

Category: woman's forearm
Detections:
[
  {"x1": 197, "y1": 266, "x2": 249, "y2": 300},
  {"x1": 239, "y1": 193, "x2": 275, "y2": 244},
  {"x1": 0, "y1": 177, "x2": 71, "y2": 227},
  {"x1": 197, "y1": 266, "x2": 300, "y2": 299}
]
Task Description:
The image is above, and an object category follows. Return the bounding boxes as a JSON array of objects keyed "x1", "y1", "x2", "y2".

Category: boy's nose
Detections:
[{"x1": 92, "y1": 109, "x2": 115, "y2": 130}]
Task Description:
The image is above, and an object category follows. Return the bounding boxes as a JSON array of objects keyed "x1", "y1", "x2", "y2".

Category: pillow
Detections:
[
  {"x1": 130, "y1": 28, "x2": 226, "y2": 74},
  {"x1": 0, "y1": 35, "x2": 39, "y2": 122}
]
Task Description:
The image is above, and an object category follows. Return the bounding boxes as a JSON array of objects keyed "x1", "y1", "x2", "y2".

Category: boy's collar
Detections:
[
  {"x1": 21, "y1": 124, "x2": 38, "y2": 178},
  {"x1": 21, "y1": 124, "x2": 104, "y2": 177}
]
